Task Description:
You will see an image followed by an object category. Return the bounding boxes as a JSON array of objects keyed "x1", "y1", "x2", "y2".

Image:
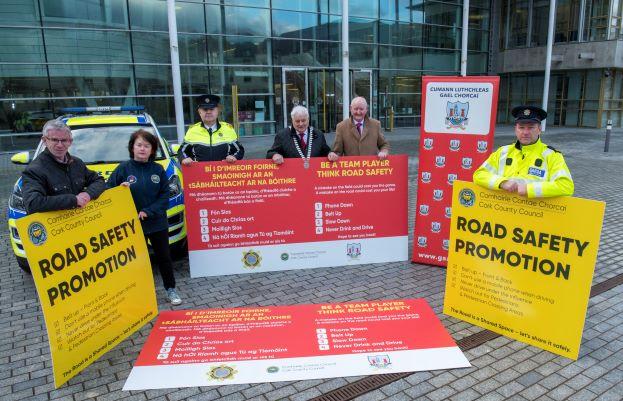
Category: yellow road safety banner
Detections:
[
  {"x1": 444, "y1": 181, "x2": 605, "y2": 359},
  {"x1": 16, "y1": 186, "x2": 158, "y2": 387}
]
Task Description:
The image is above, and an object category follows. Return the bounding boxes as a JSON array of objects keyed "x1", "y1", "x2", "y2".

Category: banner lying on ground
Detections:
[
  {"x1": 444, "y1": 181, "x2": 605, "y2": 359},
  {"x1": 16, "y1": 187, "x2": 158, "y2": 387},
  {"x1": 413, "y1": 76, "x2": 499, "y2": 267},
  {"x1": 183, "y1": 156, "x2": 408, "y2": 277},
  {"x1": 124, "y1": 299, "x2": 470, "y2": 389}
]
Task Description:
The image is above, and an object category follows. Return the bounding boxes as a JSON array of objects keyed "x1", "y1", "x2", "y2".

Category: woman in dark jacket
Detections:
[{"x1": 107, "y1": 129, "x2": 181, "y2": 305}]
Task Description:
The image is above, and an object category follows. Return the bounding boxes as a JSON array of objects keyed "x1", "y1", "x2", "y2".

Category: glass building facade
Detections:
[
  {"x1": 496, "y1": 0, "x2": 623, "y2": 127},
  {"x1": 0, "y1": 0, "x2": 490, "y2": 140}
]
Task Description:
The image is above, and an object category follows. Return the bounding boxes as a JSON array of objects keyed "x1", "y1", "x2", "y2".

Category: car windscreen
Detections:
[{"x1": 50, "y1": 125, "x2": 165, "y2": 164}]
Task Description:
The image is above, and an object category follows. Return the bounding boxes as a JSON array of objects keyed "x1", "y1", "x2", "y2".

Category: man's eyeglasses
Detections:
[{"x1": 44, "y1": 137, "x2": 72, "y2": 145}]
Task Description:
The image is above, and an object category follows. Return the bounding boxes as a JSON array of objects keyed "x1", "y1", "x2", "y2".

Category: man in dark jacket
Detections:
[
  {"x1": 267, "y1": 105, "x2": 332, "y2": 167},
  {"x1": 22, "y1": 119, "x2": 105, "y2": 214}
]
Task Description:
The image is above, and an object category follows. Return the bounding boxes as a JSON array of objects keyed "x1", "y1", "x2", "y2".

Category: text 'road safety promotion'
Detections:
[
  {"x1": 16, "y1": 186, "x2": 158, "y2": 387},
  {"x1": 444, "y1": 181, "x2": 605, "y2": 359}
]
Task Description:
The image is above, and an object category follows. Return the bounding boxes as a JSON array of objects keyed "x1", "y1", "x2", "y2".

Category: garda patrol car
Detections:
[{"x1": 7, "y1": 106, "x2": 186, "y2": 272}]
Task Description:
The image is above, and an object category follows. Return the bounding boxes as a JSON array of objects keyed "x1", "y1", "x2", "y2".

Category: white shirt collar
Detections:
[{"x1": 204, "y1": 123, "x2": 218, "y2": 132}]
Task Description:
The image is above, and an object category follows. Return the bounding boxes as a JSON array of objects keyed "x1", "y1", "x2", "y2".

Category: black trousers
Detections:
[{"x1": 145, "y1": 229, "x2": 176, "y2": 290}]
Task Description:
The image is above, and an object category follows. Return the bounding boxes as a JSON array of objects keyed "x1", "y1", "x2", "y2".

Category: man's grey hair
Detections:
[
  {"x1": 290, "y1": 105, "x2": 309, "y2": 120},
  {"x1": 350, "y1": 96, "x2": 368, "y2": 109},
  {"x1": 42, "y1": 119, "x2": 71, "y2": 138}
]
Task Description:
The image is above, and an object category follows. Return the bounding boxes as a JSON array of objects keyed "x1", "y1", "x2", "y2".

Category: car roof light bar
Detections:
[{"x1": 59, "y1": 106, "x2": 145, "y2": 113}]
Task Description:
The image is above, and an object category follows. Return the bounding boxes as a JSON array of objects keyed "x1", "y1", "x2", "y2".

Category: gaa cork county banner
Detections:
[
  {"x1": 16, "y1": 187, "x2": 158, "y2": 387},
  {"x1": 183, "y1": 155, "x2": 408, "y2": 277},
  {"x1": 413, "y1": 76, "x2": 499, "y2": 267},
  {"x1": 444, "y1": 181, "x2": 605, "y2": 359},
  {"x1": 124, "y1": 299, "x2": 470, "y2": 390}
]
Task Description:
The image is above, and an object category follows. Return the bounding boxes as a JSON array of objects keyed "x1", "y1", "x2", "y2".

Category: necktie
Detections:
[
  {"x1": 299, "y1": 132, "x2": 307, "y2": 151},
  {"x1": 356, "y1": 122, "x2": 362, "y2": 135}
]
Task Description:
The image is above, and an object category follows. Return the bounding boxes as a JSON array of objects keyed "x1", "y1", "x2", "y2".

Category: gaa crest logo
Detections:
[
  {"x1": 421, "y1": 171, "x2": 432, "y2": 183},
  {"x1": 445, "y1": 207, "x2": 452, "y2": 218},
  {"x1": 435, "y1": 156, "x2": 446, "y2": 168},
  {"x1": 207, "y1": 365, "x2": 237, "y2": 381},
  {"x1": 419, "y1": 204, "x2": 430, "y2": 216},
  {"x1": 442, "y1": 239, "x2": 450, "y2": 250},
  {"x1": 431, "y1": 221, "x2": 441, "y2": 233},
  {"x1": 347, "y1": 243, "x2": 361, "y2": 259},
  {"x1": 423, "y1": 138, "x2": 433, "y2": 150},
  {"x1": 477, "y1": 140, "x2": 488, "y2": 153},
  {"x1": 459, "y1": 188, "x2": 476, "y2": 207},
  {"x1": 242, "y1": 250, "x2": 261, "y2": 269},
  {"x1": 417, "y1": 236, "x2": 427, "y2": 247},
  {"x1": 449, "y1": 139, "x2": 461, "y2": 151},
  {"x1": 28, "y1": 222, "x2": 47, "y2": 246},
  {"x1": 461, "y1": 157, "x2": 473, "y2": 169},
  {"x1": 368, "y1": 355, "x2": 391, "y2": 368},
  {"x1": 446, "y1": 101, "x2": 469, "y2": 129},
  {"x1": 433, "y1": 189, "x2": 444, "y2": 201},
  {"x1": 447, "y1": 173, "x2": 457, "y2": 185},
  {"x1": 151, "y1": 174, "x2": 160, "y2": 183}
]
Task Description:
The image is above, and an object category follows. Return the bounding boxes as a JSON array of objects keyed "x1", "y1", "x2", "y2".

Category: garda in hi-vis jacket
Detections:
[
  {"x1": 178, "y1": 120, "x2": 244, "y2": 162},
  {"x1": 473, "y1": 138, "x2": 574, "y2": 198}
]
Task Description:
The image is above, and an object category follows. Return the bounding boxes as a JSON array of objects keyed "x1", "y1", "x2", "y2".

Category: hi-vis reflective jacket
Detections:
[
  {"x1": 473, "y1": 138, "x2": 574, "y2": 198},
  {"x1": 178, "y1": 120, "x2": 244, "y2": 162}
]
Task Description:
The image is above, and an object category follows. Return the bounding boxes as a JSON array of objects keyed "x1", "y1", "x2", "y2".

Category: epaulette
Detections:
[{"x1": 546, "y1": 145, "x2": 560, "y2": 153}]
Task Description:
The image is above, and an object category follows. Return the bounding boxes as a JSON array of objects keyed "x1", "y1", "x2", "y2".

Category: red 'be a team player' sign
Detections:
[
  {"x1": 124, "y1": 299, "x2": 469, "y2": 389},
  {"x1": 413, "y1": 76, "x2": 499, "y2": 267}
]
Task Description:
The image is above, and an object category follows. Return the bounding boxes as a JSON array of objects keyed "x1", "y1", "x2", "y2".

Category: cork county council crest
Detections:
[
  {"x1": 242, "y1": 250, "x2": 262, "y2": 269},
  {"x1": 445, "y1": 101, "x2": 469, "y2": 129},
  {"x1": 28, "y1": 222, "x2": 47, "y2": 246},
  {"x1": 207, "y1": 365, "x2": 238, "y2": 381},
  {"x1": 459, "y1": 188, "x2": 476, "y2": 207}
]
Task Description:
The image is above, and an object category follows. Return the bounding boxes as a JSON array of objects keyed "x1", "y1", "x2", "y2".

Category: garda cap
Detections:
[
  {"x1": 197, "y1": 94, "x2": 220, "y2": 109},
  {"x1": 512, "y1": 105, "x2": 547, "y2": 123}
]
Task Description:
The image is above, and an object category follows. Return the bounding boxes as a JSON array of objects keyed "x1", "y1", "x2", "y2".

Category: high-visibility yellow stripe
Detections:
[{"x1": 66, "y1": 115, "x2": 141, "y2": 126}]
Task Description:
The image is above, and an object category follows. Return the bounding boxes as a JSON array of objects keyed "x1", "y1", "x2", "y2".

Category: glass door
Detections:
[
  {"x1": 309, "y1": 69, "x2": 343, "y2": 133},
  {"x1": 351, "y1": 69, "x2": 375, "y2": 117},
  {"x1": 282, "y1": 68, "x2": 309, "y2": 128}
]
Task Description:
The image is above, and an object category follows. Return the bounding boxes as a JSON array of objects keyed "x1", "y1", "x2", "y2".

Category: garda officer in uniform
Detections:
[
  {"x1": 178, "y1": 94, "x2": 244, "y2": 165},
  {"x1": 473, "y1": 105, "x2": 574, "y2": 198}
]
